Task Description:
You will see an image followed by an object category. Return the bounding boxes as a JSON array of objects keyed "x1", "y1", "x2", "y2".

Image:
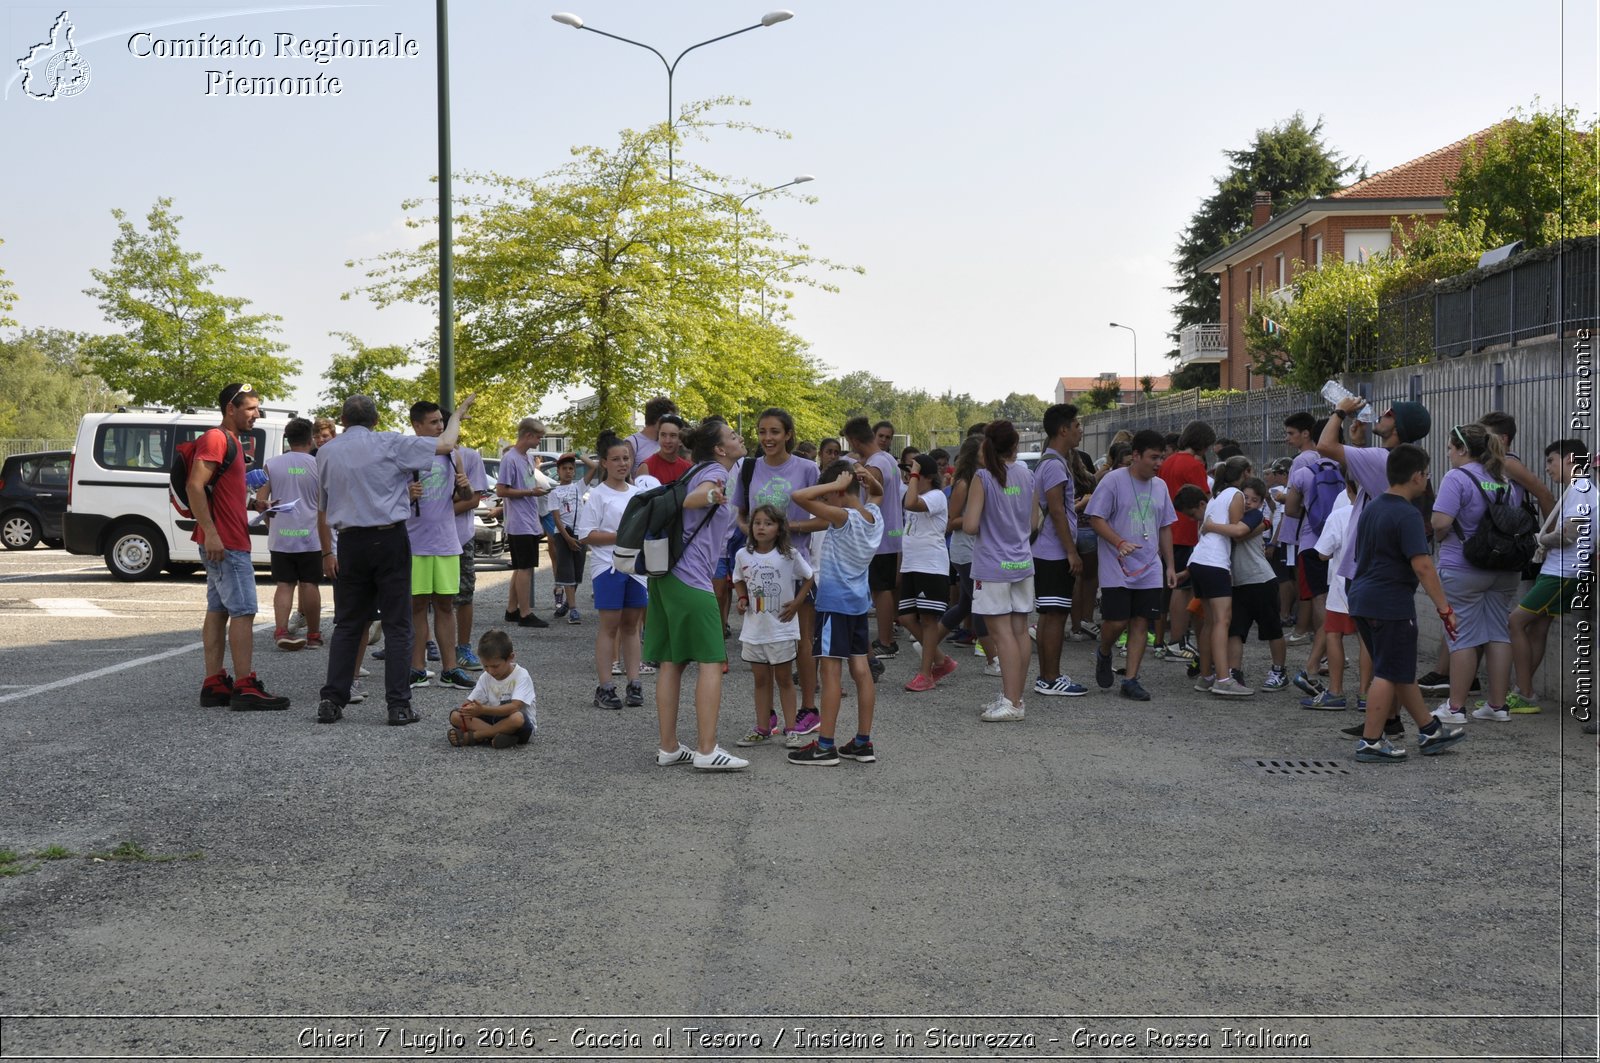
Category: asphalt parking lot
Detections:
[{"x1": 0, "y1": 546, "x2": 1595, "y2": 1060}]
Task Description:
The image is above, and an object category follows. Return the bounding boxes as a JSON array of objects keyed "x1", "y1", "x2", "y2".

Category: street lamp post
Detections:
[
  {"x1": 437, "y1": 0, "x2": 455, "y2": 409},
  {"x1": 1109, "y1": 322, "x2": 1137, "y2": 406},
  {"x1": 683, "y1": 175, "x2": 814, "y2": 313},
  {"x1": 550, "y1": 10, "x2": 794, "y2": 185}
]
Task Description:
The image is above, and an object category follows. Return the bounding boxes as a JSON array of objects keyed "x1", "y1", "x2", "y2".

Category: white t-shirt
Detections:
[
  {"x1": 575, "y1": 481, "x2": 640, "y2": 581},
  {"x1": 1542, "y1": 477, "x2": 1594, "y2": 578},
  {"x1": 901, "y1": 489, "x2": 950, "y2": 576},
  {"x1": 1190, "y1": 488, "x2": 1241, "y2": 570},
  {"x1": 1312, "y1": 497, "x2": 1355, "y2": 614},
  {"x1": 732, "y1": 546, "x2": 814, "y2": 645},
  {"x1": 548, "y1": 481, "x2": 586, "y2": 534},
  {"x1": 468, "y1": 663, "x2": 537, "y2": 730}
]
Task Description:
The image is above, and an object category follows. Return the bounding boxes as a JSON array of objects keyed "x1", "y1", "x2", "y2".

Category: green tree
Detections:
[
  {"x1": 316, "y1": 332, "x2": 427, "y2": 431},
  {"x1": 82, "y1": 198, "x2": 297, "y2": 408},
  {"x1": 995, "y1": 391, "x2": 1047, "y2": 423},
  {"x1": 0, "y1": 329, "x2": 122, "y2": 438},
  {"x1": 1081, "y1": 382, "x2": 1123, "y2": 412},
  {"x1": 1447, "y1": 103, "x2": 1600, "y2": 248},
  {"x1": 0, "y1": 238, "x2": 17, "y2": 328}
]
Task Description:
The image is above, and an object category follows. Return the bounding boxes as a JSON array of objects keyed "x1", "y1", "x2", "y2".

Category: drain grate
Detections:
[{"x1": 1250, "y1": 758, "x2": 1351, "y2": 776}]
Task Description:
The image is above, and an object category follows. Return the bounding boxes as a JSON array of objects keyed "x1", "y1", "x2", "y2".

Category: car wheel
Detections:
[
  {"x1": 104, "y1": 522, "x2": 169, "y2": 581},
  {"x1": 1, "y1": 511, "x2": 41, "y2": 550}
]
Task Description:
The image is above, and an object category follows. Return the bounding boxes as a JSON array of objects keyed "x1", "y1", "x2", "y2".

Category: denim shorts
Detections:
[{"x1": 204, "y1": 549, "x2": 258, "y2": 618}]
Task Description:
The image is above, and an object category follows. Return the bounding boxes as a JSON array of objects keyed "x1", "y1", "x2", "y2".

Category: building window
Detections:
[
  {"x1": 1344, "y1": 229, "x2": 1392, "y2": 264},
  {"x1": 1312, "y1": 234, "x2": 1323, "y2": 267},
  {"x1": 1274, "y1": 253, "x2": 1285, "y2": 290}
]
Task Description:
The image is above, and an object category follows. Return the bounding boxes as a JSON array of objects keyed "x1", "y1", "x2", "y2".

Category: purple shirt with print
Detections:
[
  {"x1": 971, "y1": 463, "x2": 1036, "y2": 583},
  {"x1": 671, "y1": 463, "x2": 735, "y2": 593},
  {"x1": 734, "y1": 453, "x2": 821, "y2": 554},
  {"x1": 1433, "y1": 461, "x2": 1514, "y2": 572},
  {"x1": 1031, "y1": 451, "x2": 1075, "y2": 562},
  {"x1": 1084, "y1": 467, "x2": 1176, "y2": 590},
  {"x1": 264, "y1": 451, "x2": 321, "y2": 553},
  {"x1": 407, "y1": 453, "x2": 462, "y2": 556},
  {"x1": 866, "y1": 449, "x2": 903, "y2": 555},
  {"x1": 500, "y1": 448, "x2": 540, "y2": 536}
]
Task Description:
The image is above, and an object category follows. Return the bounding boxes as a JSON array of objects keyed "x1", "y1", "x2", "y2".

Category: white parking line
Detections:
[
  {"x1": 0, "y1": 566, "x2": 104, "y2": 582},
  {"x1": 0, "y1": 621, "x2": 272, "y2": 704},
  {"x1": 30, "y1": 598, "x2": 117, "y2": 618}
]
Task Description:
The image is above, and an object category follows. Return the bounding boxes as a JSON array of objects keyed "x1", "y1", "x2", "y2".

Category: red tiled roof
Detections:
[
  {"x1": 1058, "y1": 376, "x2": 1172, "y2": 391},
  {"x1": 1328, "y1": 123, "x2": 1507, "y2": 200}
]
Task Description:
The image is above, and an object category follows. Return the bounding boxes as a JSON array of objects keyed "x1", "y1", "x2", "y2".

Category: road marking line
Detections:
[
  {"x1": 0, "y1": 567, "x2": 104, "y2": 582},
  {"x1": 30, "y1": 597, "x2": 117, "y2": 618},
  {"x1": 0, "y1": 622, "x2": 272, "y2": 704}
]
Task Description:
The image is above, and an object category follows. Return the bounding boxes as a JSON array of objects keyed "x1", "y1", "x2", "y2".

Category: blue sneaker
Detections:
[
  {"x1": 567, "y1": 607, "x2": 582, "y2": 625},
  {"x1": 425, "y1": 640, "x2": 441, "y2": 662},
  {"x1": 455, "y1": 645, "x2": 483, "y2": 671},
  {"x1": 1418, "y1": 723, "x2": 1466, "y2": 756},
  {"x1": 372, "y1": 646, "x2": 387, "y2": 661},
  {"x1": 439, "y1": 667, "x2": 474, "y2": 690},
  {"x1": 1354, "y1": 739, "x2": 1406, "y2": 763},
  {"x1": 1263, "y1": 667, "x2": 1289, "y2": 691},
  {"x1": 1292, "y1": 670, "x2": 1325, "y2": 697},
  {"x1": 1034, "y1": 676, "x2": 1088, "y2": 697},
  {"x1": 1299, "y1": 691, "x2": 1347, "y2": 710},
  {"x1": 1094, "y1": 648, "x2": 1114, "y2": 689},
  {"x1": 408, "y1": 668, "x2": 431, "y2": 689},
  {"x1": 1119, "y1": 677, "x2": 1151, "y2": 701}
]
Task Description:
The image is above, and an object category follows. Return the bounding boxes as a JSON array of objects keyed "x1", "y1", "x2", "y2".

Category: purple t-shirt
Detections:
[
  {"x1": 1286, "y1": 448, "x2": 1331, "y2": 551},
  {"x1": 454, "y1": 448, "x2": 488, "y2": 548},
  {"x1": 734, "y1": 453, "x2": 821, "y2": 555},
  {"x1": 1084, "y1": 467, "x2": 1177, "y2": 590},
  {"x1": 499, "y1": 448, "x2": 540, "y2": 537},
  {"x1": 407, "y1": 453, "x2": 462, "y2": 557},
  {"x1": 672, "y1": 463, "x2": 735, "y2": 593},
  {"x1": 972, "y1": 463, "x2": 1036, "y2": 583},
  {"x1": 1335, "y1": 446, "x2": 1393, "y2": 582},
  {"x1": 1031, "y1": 450, "x2": 1075, "y2": 562},
  {"x1": 1434, "y1": 462, "x2": 1514, "y2": 572},
  {"x1": 264, "y1": 451, "x2": 321, "y2": 553},
  {"x1": 866, "y1": 449, "x2": 903, "y2": 555}
]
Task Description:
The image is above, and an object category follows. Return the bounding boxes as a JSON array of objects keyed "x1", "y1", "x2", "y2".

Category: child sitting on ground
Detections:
[{"x1": 448, "y1": 629, "x2": 536, "y2": 748}]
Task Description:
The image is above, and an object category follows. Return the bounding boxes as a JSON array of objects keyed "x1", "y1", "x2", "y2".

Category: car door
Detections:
[{"x1": 29, "y1": 454, "x2": 70, "y2": 540}]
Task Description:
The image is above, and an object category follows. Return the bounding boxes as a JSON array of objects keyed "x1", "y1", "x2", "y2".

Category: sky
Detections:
[{"x1": 1, "y1": 0, "x2": 1596, "y2": 422}]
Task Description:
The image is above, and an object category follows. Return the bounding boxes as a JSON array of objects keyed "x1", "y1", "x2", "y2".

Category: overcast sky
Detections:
[{"x1": 2, "y1": 0, "x2": 1595, "y2": 419}]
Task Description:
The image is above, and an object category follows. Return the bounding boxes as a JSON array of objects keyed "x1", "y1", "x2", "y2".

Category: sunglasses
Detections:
[{"x1": 1116, "y1": 550, "x2": 1159, "y2": 581}]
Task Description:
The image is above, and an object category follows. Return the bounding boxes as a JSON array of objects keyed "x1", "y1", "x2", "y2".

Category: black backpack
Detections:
[
  {"x1": 613, "y1": 462, "x2": 716, "y2": 576},
  {"x1": 169, "y1": 429, "x2": 238, "y2": 519},
  {"x1": 1456, "y1": 474, "x2": 1538, "y2": 572}
]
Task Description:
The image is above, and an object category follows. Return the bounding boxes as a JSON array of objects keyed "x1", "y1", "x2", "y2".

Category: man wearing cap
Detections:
[
  {"x1": 1316, "y1": 398, "x2": 1432, "y2": 589},
  {"x1": 194, "y1": 382, "x2": 291, "y2": 712},
  {"x1": 315, "y1": 392, "x2": 476, "y2": 726}
]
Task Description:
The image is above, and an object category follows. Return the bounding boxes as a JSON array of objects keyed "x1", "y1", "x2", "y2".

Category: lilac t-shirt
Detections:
[
  {"x1": 264, "y1": 451, "x2": 321, "y2": 553},
  {"x1": 1434, "y1": 462, "x2": 1514, "y2": 572},
  {"x1": 454, "y1": 448, "x2": 488, "y2": 548},
  {"x1": 1084, "y1": 467, "x2": 1177, "y2": 590},
  {"x1": 1286, "y1": 449, "x2": 1335, "y2": 551},
  {"x1": 407, "y1": 453, "x2": 462, "y2": 557},
  {"x1": 866, "y1": 449, "x2": 903, "y2": 555},
  {"x1": 734, "y1": 453, "x2": 821, "y2": 554},
  {"x1": 671, "y1": 463, "x2": 735, "y2": 593},
  {"x1": 1336, "y1": 446, "x2": 1393, "y2": 581},
  {"x1": 499, "y1": 449, "x2": 540, "y2": 536},
  {"x1": 972, "y1": 463, "x2": 1036, "y2": 583},
  {"x1": 1031, "y1": 450, "x2": 1075, "y2": 562}
]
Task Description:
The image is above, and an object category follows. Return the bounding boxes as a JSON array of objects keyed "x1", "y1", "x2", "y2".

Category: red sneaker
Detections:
[
  {"x1": 231, "y1": 673, "x2": 290, "y2": 711},
  {"x1": 904, "y1": 673, "x2": 936, "y2": 692},
  {"x1": 275, "y1": 627, "x2": 306, "y2": 651},
  {"x1": 305, "y1": 632, "x2": 324, "y2": 649},
  {"x1": 931, "y1": 656, "x2": 959, "y2": 681}
]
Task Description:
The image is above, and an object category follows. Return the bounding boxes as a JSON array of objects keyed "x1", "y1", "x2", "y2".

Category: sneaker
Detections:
[
  {"x1": 736, "y1": 730, "x2": 772, "y2": 747},
  {"x1": 1095, "y1": 649, "x2": 1114, "y2": 689},
  {"x1": 199, "y1": 673, "x2": 234, "y2": 708},
  {"x1": 973, "y1": 641, "x2": 987, "y2": 657},
  {"x1": 931, "y1": 656, "x2": 958, "y2": 681},
  {"x1": 638, "y1": 662, "x2": 658, "y2": 675},
  {"x1": 490, "y1": 733, "x2": 525, "y2": 749},
  {"x1": 231, "y1": 673, "x2": 290, "y2": 711},
  {"x1": 304, "y1": 633, "x2": 324, "y2": 649},
  {"x1": 1193, "y1": 675, "x2": 1216, "y2": 693},
  {"x1": 567, "y1": 607, "x2": 583, "y2": 625},
  {"x1": 949, "y1": 630, "x2": 976, "y2": 646},
  {"x1": 612, "y1": 660, "x2": 625, "y2": 676},
  {"x1": 1419, "y1": 723, "x2": 1467, "y2": 756},
  {"x1": 1210, "y1": 676, "x2": 1255, "y2": 697},
  {"x1": 787, "y1": 741, "x2": 840, "y2": 766},
  {"x1": 1120, "y1": 677, "x2": 1151, "y2": 701},
  {"x1": 625, "y1": 681, "x2": 644, "y2": 708},
  {"x1": 837, "y1": 737, "x2": 877, "y2": 763},
  {"x1": 1285, "y1": 630, "x2": 1311, "y2": 646},
  {"x1": 553, "y1": 602, "x2": 570, "y2": 618},
  {"x1": 287, "y1": 609, "x2": 306, "y2": 636},
  {"x1": 768, "y1": 711, "x2": 780, "y2": 733},
  {"x1": 357, "y1": 666, "x2": 371, "y2": 678},
  {"x1": 1080, "y1": 621, "x2": 1100, "y2": 637},
  {"x1": 1504, "y1": 692, "x2": 1541, "y2": 714},
  {"x1": 517, "y1": 613, "x2": 549, "y2": 628},
  {"x1": 422, "y1": 639, "x2": 439, "y2": 661},
  {"x1": 1230, "y1": 667, "x2": 1247, "y2": 686},
  {"x1": 979, "y1": 699, "x2": 1025, "y2": 722},
  {"x1": 1299, "y1": 691, "x2": 1347, "y2": 710},
  {"x1": 1151, "y1": 644, "x2": 1168, "y2": 660},
  {"x1": 1432, "y1": 702, "x2": 1467, "y2": 726},
  {"x1": 693, "y1": 746, "x2": 749, "y2": 772},
  {"x1": 905, "y1": 673, "x2": 937, "y2": 692},
  {"x1": 871, "y1": 640, "x2": 899, "y2": 660},
  {"x1": 594, "y1": 685, "x2": 622, "y2": 710},
  {"x1": 982, "y1": 659, "x2": 1003, "y2": 677},
  {"x1": 1186, "y1": 660, "x2": 1202, "y2": 679},
  {"x1": 440, "y1": 667, "x2": 475, "y2": 690},
  {"x1": 454, "y1": 646, "x2": 482, "y2": 671},
  {"x1": 793, "y1": 709, "x2": 821, "y2": 736},
  {"x1": 1470, "y1": 704, "x2": 1510, "y2": 723},
  {"x1": 275, "y1": 627, "x2": 306, "y2": 651},
  {"x1": 1028, "y1": 625, "x2": 1038, "y2": 642},
  {"x1": 1342, "y1": 718, "x2": 1404, "y2": 740},
  {"x1": 347, "y1": 683, "x2": 366, "y2": 704},
  {"x1": 317, "y1": 697, "x2": 342, "y2": 723},
  {"x1": 503, "y1": 609, "x2": 520, "y2": 623},
  {"x1": 656, "y1": 744, "x2": 695, "y2": 766},
  {"x1": 1068, "y1": 630, "x2": 1094, "y2": 642},
  {"x1": 1115, "y1": 632, "x2": 1128, "y2": 648},
  {"x1": 1263, "y1": 668, "x2": 1289, "y2": 691},
  {"x1": 1293, "y1": 670, "x2": 1326, "y2": 697},
  {"x1": 1417, "y1": 670, "x2": 1450, "y2": 695},
  {"x1": 408, "y1": 669, "x2": 431, "y2": 689},
  {"x1": 869, "y1": 656, "x2": 886, "y2": 682},
  {"x1": 1355, "y1": 738, "x2": 1407, "y2": 763},
  {"x1": 1035, "y1": 676, "x2": 1088, "y2": 697},
  {"x1": 372, "y1": 647, "x2": 387, "y2": 661},
  {"x1": 783, "y1": 729, "x2": 808, "y2": 748}
]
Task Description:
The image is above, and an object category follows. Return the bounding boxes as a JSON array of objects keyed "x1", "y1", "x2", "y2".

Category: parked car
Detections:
[{"x1": 0, "y1": 450, "x2": 71, "y2": 550}]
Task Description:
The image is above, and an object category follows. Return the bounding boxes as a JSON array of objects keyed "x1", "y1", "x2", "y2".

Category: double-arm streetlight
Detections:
[
  {"x1": 550, "y1": 10, "x2": 795, "y2": 184},
  {"x1": 1108, "y1": 321, "x2": 1138, "y2": 406},
  {"x1": 677, "y1": 174, "x2": 813, "y2": 314}
]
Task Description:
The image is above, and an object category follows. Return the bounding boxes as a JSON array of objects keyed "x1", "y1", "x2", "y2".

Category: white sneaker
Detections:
[
  {"x1": 1433, "y1": 701, "x2": 1468, "y2": 725},
  {"x1": 983, "y1": 659, "x2": 1003, "y2": 677},
  {"x1": 1285, "y1": 630, "x2": 1311, "y2": 646},
  {"x1": 655, "y1": 744, "x2": 695, "y2": 767},
  {"x1": 347, "y1": 683, "x2": 366, "y2": 704},
  {"x1": 692, "y1": 745, "x2": 749, "y2": 771},
  {"x1": 1470, "y1": 704, "x2": 1510, "y2": 723},
  {"x1": 356, "y1": 666, "x2": 371, "y2": 678},
  {"x1": 980, "y1": 699, "x2": 1025, "y2": 722},
  {"x1": 287, "y1": 610, "x2": 307, "y2": 636}
]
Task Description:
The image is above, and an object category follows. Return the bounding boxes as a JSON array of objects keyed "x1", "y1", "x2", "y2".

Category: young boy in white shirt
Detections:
[{"x1": 448, "y1": 629, "x2": 536, "y2": 748}]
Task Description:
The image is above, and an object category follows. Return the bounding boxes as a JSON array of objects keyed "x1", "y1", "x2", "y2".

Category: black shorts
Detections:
[
  {"x1": 1269, "y1": 545, "x2": 1296, "y2": 585},
  {"x1": 1228, "y1": 581, "x2": 1284, "y2": 642},
  {"x1": 1101, "y1": 585, "x2": 1162, "y2": 623},
  {"x1": 270, "y1": 550, "x2": 320, "y2": 584},
  {"x1": 509, "y1": 534, "x2": 540, "y2": 571},
  {"x1": 814, "y1": 610, "x2": 871, "y2": 659},
  {"x1": 1188, "y1": 562, "x2": 1232, "y2": 601},
  {"x1": 551, "y1": 535, "x2": 586, "y2": 585},
  {"x1": 896, "y1": 570, "x2": 950, "y2": 614},
  {"x1": 1355, "y1": 615, "x2": 1419, "y2": 685},
  {"x1": 1033, "y1": 556, "x2": 1073, "y2": 614},
  {"x1": 1299, "y1": 552, "x2": 1330, "y2": 599},
  {"x1": 1171, "y1": 544, "x2": 1194, "y2": 591},
  {"x1": 868, "y1": 553, "x2": 900, "y2": 595}
]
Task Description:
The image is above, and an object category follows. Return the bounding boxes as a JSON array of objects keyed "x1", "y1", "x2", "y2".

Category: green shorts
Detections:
[
  {"x1": 412, "y1": 554, "x2": 462, "y2": 596},
  {"x1": 642, "y1": 574, "x2": 726, "y2": 664},
  {"x1": 1518, "y1": 574, "x2": 1584, "y2": 617}
]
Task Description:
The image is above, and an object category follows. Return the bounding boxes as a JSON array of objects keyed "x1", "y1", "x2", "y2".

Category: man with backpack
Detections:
[{"x1": 188, "y1": 383, "x2": 290, "y2": 712}]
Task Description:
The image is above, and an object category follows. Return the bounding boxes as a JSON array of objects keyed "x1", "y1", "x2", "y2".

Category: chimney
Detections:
[{"x1": 1252, "y1": 191, "x2": 1273, "y2": 231}]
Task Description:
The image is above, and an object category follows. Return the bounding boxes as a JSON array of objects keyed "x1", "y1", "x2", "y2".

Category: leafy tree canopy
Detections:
[
  {"x1": 1447, "y1": 101, "x2": 1600, "y2": 248},
  {"x1": 0, "y1": 329, "x2": 123, "y2": 438},
  {"x1": 0, "y1": 238, "x2": 16, "y2": 328},
  {"x1": 316, "y1": 332, "x2": 428, "y2": 432}
]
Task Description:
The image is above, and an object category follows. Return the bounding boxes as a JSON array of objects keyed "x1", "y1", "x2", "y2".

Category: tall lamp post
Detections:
[
  {"x1": 1108, "y1": 321, "x2": 1137, "y2": 407},
  {"x1": 550, "y1": 10, "x2": 795, "y2": 185},
  {"x1": 683, "y1": 175, "x2": 814, "y2": 313},
  {"x1": 437, "y1": 0, "x2": 455, "y2": 408}
]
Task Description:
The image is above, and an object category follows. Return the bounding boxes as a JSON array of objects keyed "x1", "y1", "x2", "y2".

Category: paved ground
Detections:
[{"x1": 0, "y1": 546, "x2": 1595, "y2": 1060}]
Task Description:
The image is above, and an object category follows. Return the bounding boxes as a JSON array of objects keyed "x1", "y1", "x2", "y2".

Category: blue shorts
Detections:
[
  {"x1": 204, "y1": 549, "x2": 257, "y2": 618},
  {"x1": 483, "y1": 710, "x2": 535, "y2": 742},
  {"x1": 593, "y1": 567, "x2": 648, "y2": 611},
  {"x1": 813, "y1": 610, "x2": 870, "y2": 659},
  {"x1": 715, "y1": 528, "x2": 748, "y2": 580},
  {"x1": 1356, "y1": 616, "x2": 1419, "y2": 685}
]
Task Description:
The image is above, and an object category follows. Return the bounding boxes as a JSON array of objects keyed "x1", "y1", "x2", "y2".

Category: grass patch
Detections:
[
  {"x1": 32, "y1": 845, "x2": 73, "y2": 860},
  {"x1": 0, "y1": 850, "x2": 37, "y2": 877},
  {"x1": 89, "y1": 841, "x2": 181, "y2": 863}
]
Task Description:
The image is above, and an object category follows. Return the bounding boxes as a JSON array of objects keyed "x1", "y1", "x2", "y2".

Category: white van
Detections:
[{"x1": 64, "y1": 406, "x2": 292, "y2": 580}]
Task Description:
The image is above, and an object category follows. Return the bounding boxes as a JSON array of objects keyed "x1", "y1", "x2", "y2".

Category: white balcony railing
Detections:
[{"x1": 1178, "y1": 323, "x2": 1227, "y2": 366}]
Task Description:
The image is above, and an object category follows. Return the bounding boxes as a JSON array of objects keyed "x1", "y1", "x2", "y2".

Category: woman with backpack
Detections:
[{"x1": 1428, "y1": 423, "x2": 1524, "y2": 724}]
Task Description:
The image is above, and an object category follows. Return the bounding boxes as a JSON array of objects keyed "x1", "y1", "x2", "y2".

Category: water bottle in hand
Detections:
[{"x1": 1320, "y1": 380, "x2": 1377, "y2": 423}]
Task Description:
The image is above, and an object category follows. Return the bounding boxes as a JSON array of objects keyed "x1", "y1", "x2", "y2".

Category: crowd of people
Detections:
[{"x1": 185, "y1": 384, "x2": 1594, "y2": 771}]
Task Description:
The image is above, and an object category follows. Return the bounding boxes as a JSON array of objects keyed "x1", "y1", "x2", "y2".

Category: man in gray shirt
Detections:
[{"x1": 315, "y1": 392, "x2": 476, "y2": 725}]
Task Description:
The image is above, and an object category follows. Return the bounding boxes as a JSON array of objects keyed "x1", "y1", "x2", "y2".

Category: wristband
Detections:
[{"x1": 322, "y1": 551, "x2": 333, "y2": 557}]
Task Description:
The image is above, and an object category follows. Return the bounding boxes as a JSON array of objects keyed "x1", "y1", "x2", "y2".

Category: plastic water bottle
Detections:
[{"x1": 1320, "y1": 380, "x2": 1377, "y2": 423}]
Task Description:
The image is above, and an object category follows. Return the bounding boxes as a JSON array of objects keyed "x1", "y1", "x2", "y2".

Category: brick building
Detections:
[{"x1": 1055, "y1": 372, "x2": 1173, "y2": 407}]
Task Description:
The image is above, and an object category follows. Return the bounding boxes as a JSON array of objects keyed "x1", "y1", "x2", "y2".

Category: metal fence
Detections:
[
  {"x1": 0, "y1": 439, "x2": 73, "y2": 460},
  {"x1": 1079, "y1": 385, "x2": 1320, "y2": 471}
]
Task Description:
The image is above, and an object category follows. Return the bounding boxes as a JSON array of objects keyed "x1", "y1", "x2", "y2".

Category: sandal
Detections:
[{"x1": 447, "y1": 725, "x2": 479, "y2": 747}]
